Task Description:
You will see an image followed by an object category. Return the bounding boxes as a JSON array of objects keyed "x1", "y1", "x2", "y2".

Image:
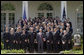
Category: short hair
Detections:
[
  {"x1": 67, "y1": 17, "x2": 70, "y2": 20},
  {"x1": 10, "y1": 28, "x2": 14, "y2": 32},
  {"x1": 22, "y1": 28, "x2": 25, "y2": 31}
]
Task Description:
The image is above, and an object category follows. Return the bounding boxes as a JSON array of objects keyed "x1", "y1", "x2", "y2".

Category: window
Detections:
[
  {"x1": 77, "y1": 5, "x2": 83, "y2": 34},
  {"x1": 9, "y1": 13, "x2": 15, "y2": 27},
  {"x1": 38, "y1": 13, "x2": 44, "y2": 18},
  {"x1": 38, "y1": 3, "x2": 53, "y2": 10},
  {"x1": 77, "y1": 13, "x2": 83, "y2": 34},
  {"x1": 47, "y1": 13, "x2": 52, "y2": 18},
  {"x1": 1, "y1": 13, "x2": 6, "y2": 32}
]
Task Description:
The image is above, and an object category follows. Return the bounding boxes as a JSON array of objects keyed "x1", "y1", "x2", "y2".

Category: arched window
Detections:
[
  {"x1": 1, "y1": 3, "x2": 15, "y2": 11},
  {"x1": 38, "y1": 3, "x2": 53, "y2": 11}
]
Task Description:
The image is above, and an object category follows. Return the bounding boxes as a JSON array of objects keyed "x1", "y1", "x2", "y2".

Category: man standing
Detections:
[
  {"x1": 29, "y1": 27, "x2": 35, "y2": 52},
  {"x1": 15, "y1": 27, "x2": 21, "y2": 50},
  {"x1": 36, "y1": 28, "x2": 45, "y2": 53},
  {"x1": 61, "y1": 30, "x2": 67, "y2": 50},
  {"x1": 46, "y1": 27, "x2": 53, "y2": 52},
  {"x1": 53, "y1": 27, "x2": 60, "y2": 52},
  {"x1": 10, "y1": 28, "x2": 15, "y2": 49},
  {"x1": 3, "y1": 26, "x2": 10, "y2": 50},
  {"x1": 20, "y1": 29, "x2": 26, "y2": 50}
]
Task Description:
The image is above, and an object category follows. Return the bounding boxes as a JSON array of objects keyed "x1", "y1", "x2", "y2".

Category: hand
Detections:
[
  {"x1": 43, "y1": 38, "x2": 46, "y2": 41},
  {"x1": 58, "y1": 42, "x2": 60, "y2": 44},
  {"x1": 62, "y1": 41, "x2": 65, "y2": 44},
  {"x1": 16, "y1": 41, "x2": 18, "y2": 44},
  {"x1": 35, "y1": 40, "x2": 37, "y2": 43},
  {"x1": 6, "y1": 40, "x2": 9, "y2": 42},
  {"x1": 25, "y1": 39, "x2": 27, "y2": 42},
  {"x1": 36, "y1": 41, "x2": 37, "y2": 43},
  {"x1": 68, "y1": 41, "x2": 70, "y2": 44},
  {"x1": 34, "y1": 39, "x2": 37, "y2": 43},
  {"x1": 13, "y1": 40, "x2": 15, "y2": 43},
  {"x1": 47, "y1": 40, "x2": 49, "y2": 42},
  {"x1": 28, "y1": 39, "x2": 29, "y2": 43}
]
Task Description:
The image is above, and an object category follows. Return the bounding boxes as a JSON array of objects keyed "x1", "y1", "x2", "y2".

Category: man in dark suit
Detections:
[
  {"x1": 61, "y1": 30, "x2": 67, "y2": 50},
  {"x1": 15, "y1": 27, "x2": 21, "y2": 50},
  {"x1": 22, "y1": 26, "x2": 29, "y2": 50},
  {"x1": 10, "y1": 28, "x2": 15, "y2": 49},
  {"x1": 34, "y1": 31, "x2": 38, "y2": 52},
  {"x1": 66, "y1": 23, "x2": 73, "y2": 50},
  {"x1": 20, "y1": 29, "x2": 26, "y2": 50},
  {"x1": 50, "y1": 27, "x2": 54, "y2": 52},
  {"x1": 36, "y1": 28, "x2": 45, "y2": 53},
  {"x1": 59, "y1": 28, "x2": 63, "y2": 51},
  {"x1": 66, "y1": 26, "x2": 73, "y2": 50},
  {"x1": 46, "y1": 27, "x2": 53, "y2": 52},
  {"x1": 53, "y1": 27, "x2": 60, "y2": 52},
  {"x1": 66, "y1": 18, "x2": 72, "y2": 28},
  {"x1": 34, "y1": 26, "x2": 39, "y2": 52},
  {"x1": 3, "y1": 26, "x2": 10, "y2": 50},
  {"x1": 28, "y1": 27, "x2": 35, "y2": 52}
]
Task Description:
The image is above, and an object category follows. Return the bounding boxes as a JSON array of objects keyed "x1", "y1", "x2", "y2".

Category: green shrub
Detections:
[{"x1": 63, "y1": 50, "x2": 83, "y2": 54}]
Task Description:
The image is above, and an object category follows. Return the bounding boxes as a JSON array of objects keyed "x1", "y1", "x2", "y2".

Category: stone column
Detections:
[
  {"x1": 61, "y1": 1, "x2": 67, "y2": 20},
  {"x1": 6, "y1": 12, "x2": 9, "y2": 28},
  {"x1": 22, "y1": 1, "x2": 28, "y2": 20}
]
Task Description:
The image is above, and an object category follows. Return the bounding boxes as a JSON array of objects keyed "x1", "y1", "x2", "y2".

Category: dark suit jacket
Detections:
[
  {"x1": 29, "y1": 32, "x2": 35, "y2": 43},
  {"x1": 21, "y1": 34, "x2": 26, "y2": 43},
  {"x1": 53, "y1": 30, "x2": 60, "y2": 43},
  {"x1": 36, "y1": 32, "x2": 44, "y2": 43},
  {"x1": 3, "y1": 32, "x2": 10, "y2": 43},
  {"x1": 10, "y1": 34, "x2": 15, "y2": 44},
  {"x1": 46, "y1": 32, "x2": 53, "y2": 43},
  {"x1": 15, "y1": 32, "x2": 21, "y2": 43},
  {"x1": 61, "y1": 34, "x2": 67, "y2": 42}
]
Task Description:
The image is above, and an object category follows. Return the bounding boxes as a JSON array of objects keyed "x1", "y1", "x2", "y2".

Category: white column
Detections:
[
  {"x1": 22, "y1": 1, "x2": 28, "y2": 20},
  {"x1": 6, "y1": 12, "x2": 9, "y2": 28},
  {"x1": 61, "y1": 1, "x2": 67, "y2": 20}
]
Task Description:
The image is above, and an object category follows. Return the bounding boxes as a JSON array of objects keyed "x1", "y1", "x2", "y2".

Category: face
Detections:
[
  {"x1": 63, "y1": 30, "x2": 67, "y2": 34},
  {"x1": 66, "y1": 23, "x2": 70, "y2": 27},
  {"x1": 60, "y1": 29, "x2": 63, "y2": 32},
  {"x1": 17, "y1": 27, "x2": 21, "y2": 32},
  {"x1": 54, "y1": 28, "x2": 57, "y2": 32},
  {"x1": 23, "y1": 30, "x2": 25, "y2": 34},
  {"x1": 30, "y1": 27, "x2": 33, "y2": 32},
  {"x1": 51, "y1": 28, "x2": 53, "y2": 32},
  {"x1": 47, "y1": 27, "x2": 50, "y2": 32},
  {"x1": 10, "y1": 28, "x2": 14, "y2": 34},
  {"x1": 39, "y1": 29, "x2": 42, "y2": 32}
]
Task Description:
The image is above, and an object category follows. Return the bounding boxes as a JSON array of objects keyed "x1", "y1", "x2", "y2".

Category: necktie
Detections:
[{"x1": 40, "y1": 34, "x2": 42, "y2": 38}]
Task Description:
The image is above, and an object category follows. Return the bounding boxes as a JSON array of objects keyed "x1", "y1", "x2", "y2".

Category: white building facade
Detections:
[{"x1": 1, "y1": 1, "x2": 83, "y2": 35}]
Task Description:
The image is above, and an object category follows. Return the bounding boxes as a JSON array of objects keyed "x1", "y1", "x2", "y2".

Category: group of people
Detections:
[{"x1": 3, "y1": 17, "x2": 73, "y2": 53}]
